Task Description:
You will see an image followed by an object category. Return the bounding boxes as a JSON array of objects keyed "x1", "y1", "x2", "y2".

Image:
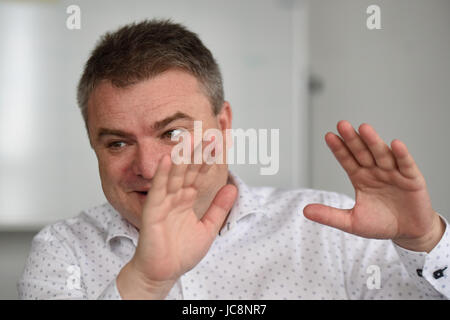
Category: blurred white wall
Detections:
[{"x1": 309, "y1": 0, "x2": 450, "y2": 220}]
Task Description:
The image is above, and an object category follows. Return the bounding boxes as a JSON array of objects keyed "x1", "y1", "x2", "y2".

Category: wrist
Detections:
[
  {"x1": 116, "y1": 260, "x2": 176, "y2": 300},
  {"x1": 394, "y1": 212, "x2": 446, "y2": 253}
]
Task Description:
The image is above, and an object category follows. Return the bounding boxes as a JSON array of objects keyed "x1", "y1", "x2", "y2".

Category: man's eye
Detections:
[
  {"x1": 163, "y1": 129, "x2": 185, "y2": 140},
  {"x1": 107, "y1": 141, "x2": 127, "y2": 149}
]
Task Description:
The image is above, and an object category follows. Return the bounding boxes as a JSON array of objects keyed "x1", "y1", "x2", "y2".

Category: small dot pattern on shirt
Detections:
[{"x1": 18, "y1": 172, "x2": 449, "y2": 300}]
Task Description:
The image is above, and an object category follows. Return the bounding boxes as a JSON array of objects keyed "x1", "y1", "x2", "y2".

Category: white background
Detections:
[{"x1": 309, "y1": 0, "x2": 450, "y2": 219}]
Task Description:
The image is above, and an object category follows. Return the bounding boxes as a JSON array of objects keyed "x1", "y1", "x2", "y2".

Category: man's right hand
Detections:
[{"x1": 116, "y1": 152, "x2": 237, "y2": 299}]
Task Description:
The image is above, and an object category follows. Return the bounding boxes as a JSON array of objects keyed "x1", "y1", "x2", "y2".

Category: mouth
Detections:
[{"x1": 134, "y1": 190, "x2": 149, "y2": 201}]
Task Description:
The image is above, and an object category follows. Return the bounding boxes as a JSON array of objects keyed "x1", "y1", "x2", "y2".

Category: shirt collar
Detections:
[
  {"x1": 220, "y1": 172, "x2": 265, "y2": 234},
  {"x1": 105, "y1": 202, "x2": 139, "y2": 247},
  {"x1": 104, "y1": 172, "x2": 263, "y2": 244}
]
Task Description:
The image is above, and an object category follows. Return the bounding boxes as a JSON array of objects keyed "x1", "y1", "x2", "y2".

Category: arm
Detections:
[{"x1": 303, "y1": 120, "x2": 449, "y2": 298}]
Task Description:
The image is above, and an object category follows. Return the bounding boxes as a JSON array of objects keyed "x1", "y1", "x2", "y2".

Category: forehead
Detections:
[{"x1": 87, "y1": 69, "x2": 213, "y2": 129}]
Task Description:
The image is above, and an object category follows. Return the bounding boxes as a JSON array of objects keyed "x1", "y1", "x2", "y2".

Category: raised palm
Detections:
[
  {"x1": 304, "y1": 121, "x2": 442, "y2": 251},
  {"x1": 133, "y1": 153, "x2": 237, "y2": 282}
]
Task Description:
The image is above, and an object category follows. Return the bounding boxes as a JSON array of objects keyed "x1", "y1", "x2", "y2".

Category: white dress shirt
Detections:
[{"x1": 18, "y1": 173, "x2": 450, "y2": 299}]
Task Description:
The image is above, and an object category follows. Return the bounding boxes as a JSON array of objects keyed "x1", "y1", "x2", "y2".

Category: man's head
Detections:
[{"x1": 77, "y1": 19, "x2": 232, "y2": 228}]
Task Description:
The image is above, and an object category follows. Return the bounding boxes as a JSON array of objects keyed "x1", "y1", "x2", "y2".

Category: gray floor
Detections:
[{"x1": 0, "y1": 232, "x2": 37, "y2": 299}]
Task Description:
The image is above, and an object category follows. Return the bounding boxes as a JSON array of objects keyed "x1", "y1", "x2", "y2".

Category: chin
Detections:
[
  {"x1": 106, "y1": 193, "x2": 142, "y2": 229},
  {"x1": 120, "y1": 205, "x2": 142, "y2": 229}
]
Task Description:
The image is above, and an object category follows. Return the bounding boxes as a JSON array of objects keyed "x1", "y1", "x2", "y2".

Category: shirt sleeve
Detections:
[
  {"x1": 393, "y1": 214, "x2": 450, "y2": 298},
  {"x1": 336, "y1": 193, "x2": 449, "y2": 299},
  {"x1": 97, "y1": 278, "x2": 123, "y2": 300},
  {"x1": 17, "y1": 225, "x2": 87, "y2": 299}
]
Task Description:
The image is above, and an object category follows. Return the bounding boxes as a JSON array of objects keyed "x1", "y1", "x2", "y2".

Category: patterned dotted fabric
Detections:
[{"x1": 18, "y1": 173, "x2": 450, "y2": 299}]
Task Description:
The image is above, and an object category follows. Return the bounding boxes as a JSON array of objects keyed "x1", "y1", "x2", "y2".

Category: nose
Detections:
[{"x1": 131, "y1": 141, "x2": 168, "y2": 180}]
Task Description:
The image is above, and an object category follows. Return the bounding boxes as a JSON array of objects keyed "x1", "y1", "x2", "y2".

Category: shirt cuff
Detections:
[
  {"x1": 394, "y1": 213, "x2": 450, "y2": 299},
  {"x1": 97, "y1": 278, "x2": 123, "y2": 300}
]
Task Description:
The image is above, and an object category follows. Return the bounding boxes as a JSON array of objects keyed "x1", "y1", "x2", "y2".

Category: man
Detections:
[{"x1": 18, "y1": 19, "x2": 449, "y2": 299}]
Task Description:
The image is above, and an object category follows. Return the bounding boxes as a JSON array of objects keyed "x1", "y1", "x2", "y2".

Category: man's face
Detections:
[{"x1": 87, "y1": 69, "x2": 232, "y2": 229}]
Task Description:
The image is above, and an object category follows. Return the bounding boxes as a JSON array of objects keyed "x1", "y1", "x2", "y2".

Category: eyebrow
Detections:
[
  {"x1": 151, "y1": 112, "x2": 194, "y2": 131},
  {"x1": 96, "y1": 111, "x2": 194, "y2": 142}
]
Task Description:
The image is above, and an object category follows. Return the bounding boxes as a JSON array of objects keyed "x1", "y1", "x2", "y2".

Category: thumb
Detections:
[
  {"x1": 303, "y1": 203, "x2": 353, "y2": 234},
  {"x1": 201, "y1": 184, "x2": 238, "y2": 237}
]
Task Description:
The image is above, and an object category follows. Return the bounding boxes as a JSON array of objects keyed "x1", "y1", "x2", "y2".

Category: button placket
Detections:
[
  {"x1": 416, "y1": 269, "x2": 423, "y2": 277},
  {"x1": 433, "y1": 267, "x2": 448, "y2": 280}
]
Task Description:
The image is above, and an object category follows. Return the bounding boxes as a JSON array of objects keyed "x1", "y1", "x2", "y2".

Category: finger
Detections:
[
  {"x1": 336, "y1": 120, "x2": 375, "y2": 167},
  {"x1": 391, "y1": 139, "x2": 421, "y2": 179},
  {"x1": 201, "y1": 184, "x2": 238, "y2": 238},
  {"x1": 191, "y1": 140, "x2": 216, "y2": 189},
  {"x1": 303, "y1": 203, "x2": 353, "y2": 234},
  {"x1": 325, "y1": 132, "x2": 361, "y2": 176},
  {"x1": 145, "y1": 154, "x2": 172, "y2": 206},
  {"x1": 184, "y1": 163, "x2": 202, "y2": 187},
  {"x1": 167, "y1": 161, "x2": 188, "y2": 194},
  {"x1": 358, "y1": 123, "x2": 396, "y2": 170},
  {"x1": 168, "y1": 130, "x2": 212, "y2": 192},
  {"x1": 192, "y1": 160, "x2": 213, "y2": 189},
  {"x1": 204, "y1": 135, "x2": 224, "y2": 165},
  {"x1": 183, "y1": 141, "x2": 204, "y2": 187}
]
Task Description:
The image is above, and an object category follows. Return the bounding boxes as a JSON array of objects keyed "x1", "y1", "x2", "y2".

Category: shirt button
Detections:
[{"x1": 433, "y1": 267, "x2": 448, "y2": 279}]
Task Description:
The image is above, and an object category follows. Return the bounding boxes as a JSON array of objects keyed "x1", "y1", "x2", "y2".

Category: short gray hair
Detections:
[{"x1": 77, "y1": 18, "x2": 224, "y2": 133}]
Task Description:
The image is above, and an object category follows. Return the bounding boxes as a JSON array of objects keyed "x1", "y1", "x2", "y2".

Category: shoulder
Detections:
[{"x1": 30, "y1": 202, "x2": 115, "y2": 252}]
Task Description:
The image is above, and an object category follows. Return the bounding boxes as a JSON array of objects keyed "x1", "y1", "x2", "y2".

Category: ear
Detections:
[
  {"x1": 216, "y1": 101, "x2": 233, "y2": 160},
  {"x1": 216, "y1": 101, "x2": 232, "y2": 132}
]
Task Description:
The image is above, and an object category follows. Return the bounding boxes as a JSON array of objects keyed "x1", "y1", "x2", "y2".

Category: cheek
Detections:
[{"x1": 98, "y1": 154, "x2": 132, "y2": 189}]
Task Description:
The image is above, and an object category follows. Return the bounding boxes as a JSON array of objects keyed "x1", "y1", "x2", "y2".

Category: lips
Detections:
[
  {"x1": 135, "y1": 191, "x2": 149, "y2": 199},
  {"x1": 132, "y1": 185, "x2": 151, "y2": 194},
  {"x1": 130, "y1": 185, "x2": 151, "y2": 201},
  {"x1": 134, "y1": 191, "x2": 148, "y2": 203}
]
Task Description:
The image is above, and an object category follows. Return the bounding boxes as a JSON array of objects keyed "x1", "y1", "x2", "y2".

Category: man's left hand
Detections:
[{"x1": 303, "y1": 120, "x2": 445, "y2": 253}]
